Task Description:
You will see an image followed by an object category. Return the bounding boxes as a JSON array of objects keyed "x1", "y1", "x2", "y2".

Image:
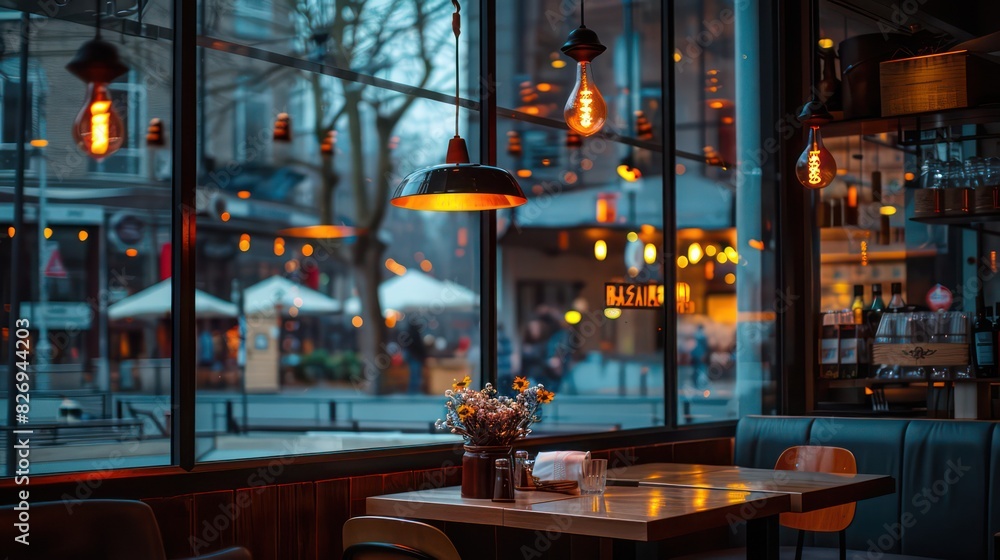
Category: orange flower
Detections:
[
  {"x1": 512, "y1": 376, "x2": 529, "y2": 393},
  {"x1": 457, "y1": 404, "x2": 475, "y2": 420},
  {"x1": 537, "y1": 389, "x2": 555, "y2": 404},
  {"x1": 452, "y1": 375, "x2": 472, "y2": 391}
]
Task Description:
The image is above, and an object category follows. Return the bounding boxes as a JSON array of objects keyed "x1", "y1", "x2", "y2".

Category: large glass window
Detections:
[
  {"x1": 0, "y1": 6, "x2": 174, "y2": 474},
  {"x1": 495, "y1": 0, "x2": 666, "y2": 432},
  {"x1": 673, "y1": 0, "x2": 777, "y2": 424},
  {"x1": 1, "y1": 0, "x2": 780, "y2": 475},
  {"x1": 192, "y1": 1, "x2": 481, "y2": 460}
]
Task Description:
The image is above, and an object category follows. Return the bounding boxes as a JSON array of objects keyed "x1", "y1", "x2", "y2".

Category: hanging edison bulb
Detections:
[
  {"x1": 564, "y1": 62, "x2": 607, "y2": 136},
  {"x1": 560, "y1": 7, "x2": 607, "y2": 137},
  {"x1": 73, "y1": 83, "x2": 125, "y2": 159},
  {"x1": 66, "y1": 27, "x2": 128, "y2": 160},
  {"x1": 795, "y1": 100, "x2": 836, "y2": 190},
  {"x1": 795, "y1": 125, "x2": 836, "y2": 189}
]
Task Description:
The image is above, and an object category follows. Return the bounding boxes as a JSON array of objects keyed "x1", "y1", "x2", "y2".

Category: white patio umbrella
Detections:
[
  {"x1": 242, "y1": 276, "x2": 341, "y2": 316},
  {"x1": 108, "y1": 279, "x2": 238, "y2": 320},
  {"x1": 344, "y1": 271, "x2": 478, "y2": 314}
]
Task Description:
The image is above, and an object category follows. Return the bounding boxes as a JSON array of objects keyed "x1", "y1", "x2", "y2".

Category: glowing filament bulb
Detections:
[
  {"x1": 90, "y1": 100, "x2": 112, "y2": 155},
  {"x1": 73, "y1": 83, "x2": 124, "y2": 160},
  {"x1": 594, "y1": 239, "x2": 607, "y2": 261},
  {"x1": 795, "y1": 125, "x2": 836, "y2": 189},
  {"x1": 564, "y1": 62, "x2": 607, "y2": 136},
  {"x1": 643, "y1": 243, "x2": 657, "y2": 264}
]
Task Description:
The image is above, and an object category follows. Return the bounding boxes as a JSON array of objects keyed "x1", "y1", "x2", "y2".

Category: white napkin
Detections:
[{"x1": 532, "y1": 451, "x2": 591, "y2": 483}]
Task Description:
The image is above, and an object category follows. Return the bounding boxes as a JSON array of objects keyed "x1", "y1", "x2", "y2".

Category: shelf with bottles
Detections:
[
  {"x1": 910, "y1": 213, "x2": 1000, "y2": 233},
  {"x1": 818, "y1": 377, "x2": 1000, "y2": 388},
  {"x1": 818, "y1": 285, "x2": 1000, "y2": 381},
  {"x1": 822, "y1": 105, "x2": 1000, "y2": 141}
]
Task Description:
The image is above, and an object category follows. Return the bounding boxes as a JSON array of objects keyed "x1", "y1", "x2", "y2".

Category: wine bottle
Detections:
[
  {"x1": 888, "y1": 282, "x2": 906, "y2": 312},
  {"x1": 973, "y1": 306, "x2": 996, "y2": 377},
  {"x1": 867, "y1": 283, "x2": 885, "y2": 332},
  {"x1": 850, "y1": 285, "x2": 866, "y2": 324},
  {"x1": 819, "y1": 312, "x2": 840, "y2": 379},
  {"x1": 868, "y1": 284, "x2": 888, "y2": 379},
  {"x1": 839, "y1": 317, "x2": 859, "y2": 379}
]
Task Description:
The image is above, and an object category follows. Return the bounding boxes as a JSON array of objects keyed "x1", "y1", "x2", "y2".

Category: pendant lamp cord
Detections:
[
  {"x1": 452, "y1": 0, "x2": 461, "y2": 137},
  {"x1": 95, "y1": 0, "x2": 102, "y2": 39},
  {"x1": 581, "y1": 0, "x2": 585, "y2": 27}
]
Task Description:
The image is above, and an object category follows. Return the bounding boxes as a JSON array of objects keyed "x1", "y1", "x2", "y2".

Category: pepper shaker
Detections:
[
  {"x1": 492, "y1": 458, "x2": 515, "y2": 502},
  {"x1": 514, "y1": 450, "x2": 530, "y2": 487}
]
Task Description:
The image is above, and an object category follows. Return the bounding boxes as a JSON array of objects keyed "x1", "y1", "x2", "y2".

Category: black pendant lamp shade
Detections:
[
  {"x1": 797, "y1": 98, "x2": 833, "y2": 124},
  {"x1": 66, "y1": 38, "x2": 128, "y2": 84},
  {"x1": 560, "y1": 25, "x2": 606, "y2": 64},
  {"x1": 390, "y1": 137, "x2": 526, "y2": 211},
  {"x1": 390, "y1": 0, "x2": 526, "y2": 212}
]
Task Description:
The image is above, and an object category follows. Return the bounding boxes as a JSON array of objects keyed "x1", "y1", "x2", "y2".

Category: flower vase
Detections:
[{"x1": 462, "y1": 445, "x2": 511, "y2": 499}]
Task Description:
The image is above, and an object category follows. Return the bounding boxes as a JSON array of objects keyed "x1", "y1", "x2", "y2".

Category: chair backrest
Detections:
[
  {"x1": 0, "y1": 499, "x2": 168, "y2": 560},
  {"x1": 343, "y1": 516, "x2": 461, "y2": 560},
  {"x1": 775, "y1": 445, "x2": 857, "y2": 532}
]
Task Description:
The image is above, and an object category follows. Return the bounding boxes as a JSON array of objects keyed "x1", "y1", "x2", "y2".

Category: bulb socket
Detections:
[
  {"x1": 446, "y1": 136, "x2": 471, "y2": 164},
  {"x1": 797, "y1": 99, "x2": 834, "y2": 124},
  {"x1": 560, "y1": 26, "x2": 607, "y2": 63},
  {"x1": 66, "y1": 38, "x2": 128, "y2": 84}
]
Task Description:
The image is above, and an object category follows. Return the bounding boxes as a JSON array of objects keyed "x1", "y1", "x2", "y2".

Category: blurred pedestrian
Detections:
[
  {"x1": 520, "y1": 318, "x2": 549, "y2": 387},
  {"x1": 402, "y1": 320, "x2": 428, "y2": 394},
  {"x1": 497, "y1": 324, "x2": 514, "y2": 394},
  {"x1": 691, "y1": 324, "x2": 709, "y2": 389}
]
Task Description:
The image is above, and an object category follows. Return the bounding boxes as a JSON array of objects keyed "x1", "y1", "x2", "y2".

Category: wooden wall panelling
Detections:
[
  {"x1": 278, "y1": 483, "x2": 317, "y2": 560},
  {"x1": 608, "y1": 447, "x2": 638, "y2": 470},
  {"x1": 143, "y1": 494, "x2": 194, "y2": 559},
  {"x1": 632, "y1": 443, "x2": 675, "y2": 464},
  {"x1": 382, "y1": 471, "x2": 415, "y2": 495},
  {"x1": 234, "y1": 485, "x2": 279, "y2": 560},
  {"x1": 139, "y1": 436, "x2": 735, "y2": 559},
  {"x1": 315, "y1": 478, "x2": 351, "y2": 559},
  {"x1": 350, "y1": 474, "x2": 384, "y2": 517},
  {"x1": 672, "y1": 437, "x2": 734, "y2": 465},
  {"x1": 191, "y1": 491, "x2": 237, "y2": 556}
]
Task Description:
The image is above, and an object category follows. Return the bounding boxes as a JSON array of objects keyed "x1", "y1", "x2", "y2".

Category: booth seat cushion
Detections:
[
  {"x1": 899, "y1": 419, "x2": 995, "y2": 560},
  {"x1": 806, "y1": 418, "x2": 908, "y2": 555},
  {"x1": 733, "y1": 416, "x2": 814, "y2": 468},
  {"x1": 991, "y1": 430, "x2": 1000, "y2": 560}
]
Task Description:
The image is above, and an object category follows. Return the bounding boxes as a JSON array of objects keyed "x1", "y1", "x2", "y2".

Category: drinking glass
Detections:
[
  {"x1": 964, "y1": 157, "x2": 986, "y2": 188},
  {"x1": 920, "y1": 157, "x2": 944, "y2": 189},
  {"x1": 985, "y1": 157, "x2": 1000, "y2": 187},
  {"x1": 944, "y1": 158, "x2": 966, "y2": 188},
  {"x1": 580, "y1": 459, "x2": 608, "y2": 495}
]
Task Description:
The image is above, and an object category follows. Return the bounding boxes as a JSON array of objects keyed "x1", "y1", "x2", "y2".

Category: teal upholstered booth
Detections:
[{"x1": 732, "y1": 416, "x2": 1000, "y2": 560}]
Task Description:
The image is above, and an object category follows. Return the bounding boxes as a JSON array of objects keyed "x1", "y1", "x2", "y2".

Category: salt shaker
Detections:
[{"x1": 492, "y1": 458, "x2": 515, "y2": 502}]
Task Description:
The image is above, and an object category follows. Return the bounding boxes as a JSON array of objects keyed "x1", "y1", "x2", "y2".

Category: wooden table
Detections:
[
  {"x1": 607, "y1": 463, "x2": 896, "y2": 512},
  {"x1": 605, "y1": 462, "x2": 732, "y2": 483},
  {"x1": 368, "y1": 484, "x2": 791, "y2": 559}
]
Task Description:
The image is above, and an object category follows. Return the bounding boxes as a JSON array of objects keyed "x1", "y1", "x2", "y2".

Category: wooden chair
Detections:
[
  {"x1": 343, "y1": 516, "x2": 461, "y2": 560},
  {"x1": 0, "y1": 499, "x2": 250, "y2": 560},
  {"x1": 775, "y1": 446, "x2": 857, "y2": 560}
]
